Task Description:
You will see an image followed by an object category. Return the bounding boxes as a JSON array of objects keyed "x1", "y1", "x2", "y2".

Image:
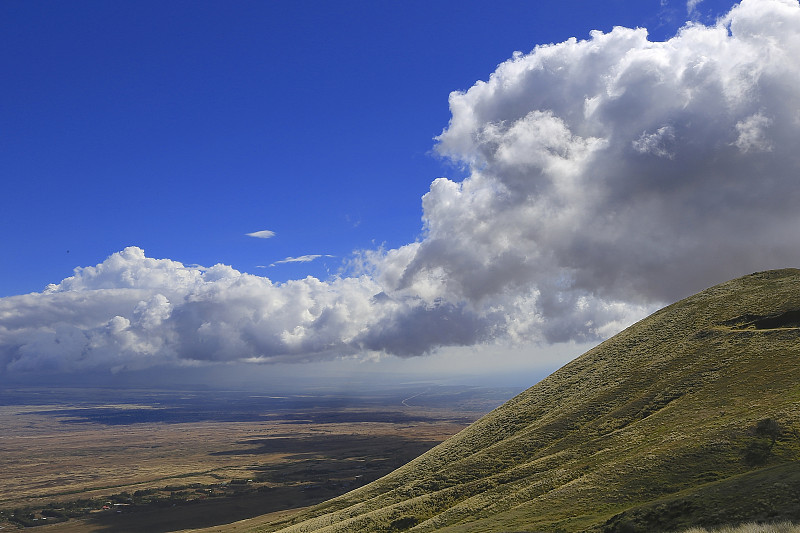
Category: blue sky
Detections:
[
  {"x1": 1, "y1": 0, "x2": 736, "y2": 297},
  {"x1": 5, "y1": 0, "x2": 800, "y2": 388}
]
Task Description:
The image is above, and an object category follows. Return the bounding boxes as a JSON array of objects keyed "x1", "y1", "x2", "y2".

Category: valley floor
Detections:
[{"x1": 0, "y1": 385, "x2": 518, "y2": 532}]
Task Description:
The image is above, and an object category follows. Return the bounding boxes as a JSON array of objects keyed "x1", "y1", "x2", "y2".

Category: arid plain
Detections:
[{"x1": 0, "y1": 385, "x2": 517, "y2": 532}]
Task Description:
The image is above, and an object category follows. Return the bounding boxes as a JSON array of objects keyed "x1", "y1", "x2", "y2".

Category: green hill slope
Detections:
[{"x1": 252, "y1": 269, "x2": 800, "y2": 533}]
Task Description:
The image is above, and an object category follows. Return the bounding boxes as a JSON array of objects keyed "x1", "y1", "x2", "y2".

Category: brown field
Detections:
[{"x1": 0, "y1": 386, "x2": 516, "y2": 532}]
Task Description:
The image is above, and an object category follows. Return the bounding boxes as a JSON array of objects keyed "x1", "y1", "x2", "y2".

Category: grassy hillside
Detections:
[
  {"x1": 683, "y1": 523, "x2": 800, "y2": 533},
  {"x1": 248, "y1": 269, "x2": 800, "y2": 533}
]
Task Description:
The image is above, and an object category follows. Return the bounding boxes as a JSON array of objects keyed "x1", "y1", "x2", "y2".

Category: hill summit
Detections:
[{"x1": 256, "y1": 269, "x2": 800, "y2": 533}]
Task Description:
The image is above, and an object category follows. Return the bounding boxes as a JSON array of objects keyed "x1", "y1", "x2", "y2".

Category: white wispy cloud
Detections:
[
  {"x1": 3, "y1": 0, "x2": 800, "y2": 377},
  {"x1": 687, "y1": 0, "x2": 704, "y2": 16},
  {"x1": 270, "y1": 254, "x2": 334, "y2": 267},
  {"x1": 245, "y1": 229, "x2": 276, "y2": 239}
]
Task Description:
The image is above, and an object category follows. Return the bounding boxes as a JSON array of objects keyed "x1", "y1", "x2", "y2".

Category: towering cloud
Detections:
[
  {"x1": 405, "y1": 0, "x2": 800, "y2": 310},
  {"x1": 3, "y1": 0, "x2": 800, "y2": 376}
]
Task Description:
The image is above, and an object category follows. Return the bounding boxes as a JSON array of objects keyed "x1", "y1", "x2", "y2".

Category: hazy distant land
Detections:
[{"x1": 0, "y1": 385, "x2": 520, "y2": 532}]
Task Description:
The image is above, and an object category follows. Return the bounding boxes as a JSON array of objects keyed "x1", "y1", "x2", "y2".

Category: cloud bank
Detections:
[{"x1": 3, "y1": 0, "x2": 800, "y2": 376}]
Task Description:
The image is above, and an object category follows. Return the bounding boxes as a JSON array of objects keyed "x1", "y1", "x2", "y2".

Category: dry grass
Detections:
[{"x1": 682, "y1": 522, "x2": 800, "y2": 533}]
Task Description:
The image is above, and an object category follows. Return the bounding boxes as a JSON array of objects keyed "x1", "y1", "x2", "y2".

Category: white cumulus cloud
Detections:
[{"x1": 3, "y1": 0, "x2": 800, "y2": 377}]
